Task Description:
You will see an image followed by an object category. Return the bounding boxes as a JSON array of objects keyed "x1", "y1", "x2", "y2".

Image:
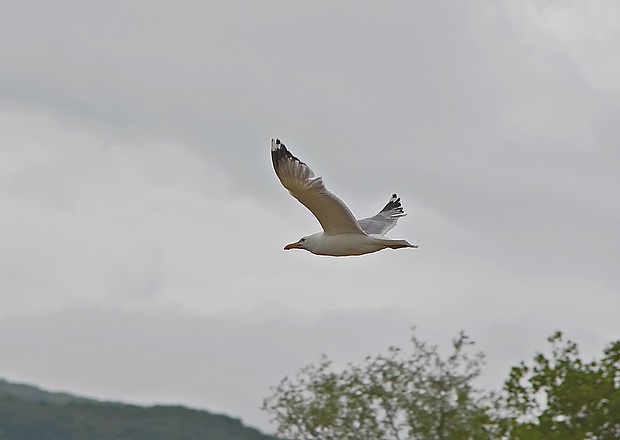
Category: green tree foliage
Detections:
[
  {"x1": 264, "y1": 331, "x2": 620, "y2": 440},
  {"x1": 498, "y1": 331, "x2": 620, "y2": 439},
  {"x1": 262, "y1": 331, "x2": 494, "y2": 440}
]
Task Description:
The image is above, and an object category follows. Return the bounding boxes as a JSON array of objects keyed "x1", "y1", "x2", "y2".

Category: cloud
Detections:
[
  {"x1": 501, "y1": 0, "x2": 620, "y2": 92},
  {"x1": 0, "y1": 107, "x2": 245, "y2": 314}
]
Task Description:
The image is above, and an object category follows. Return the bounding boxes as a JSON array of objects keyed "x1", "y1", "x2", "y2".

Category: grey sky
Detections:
[{"x1": 1, "y1": 0, "x2": 619, "y2": 432}]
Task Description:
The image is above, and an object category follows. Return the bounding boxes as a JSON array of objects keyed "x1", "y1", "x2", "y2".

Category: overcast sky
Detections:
[{"x1": 1, "y1": 0, "x2": 620, "y2": 433}]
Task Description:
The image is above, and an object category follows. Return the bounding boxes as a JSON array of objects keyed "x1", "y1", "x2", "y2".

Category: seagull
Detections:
[{"x1": 271, "y1": 139, "x2": 417, "y2": 256}]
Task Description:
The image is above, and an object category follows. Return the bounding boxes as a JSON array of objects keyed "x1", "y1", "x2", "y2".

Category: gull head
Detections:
[
  {"x1": 284, "y1": 236, "x2": 309, "y2": 251},
  {"x1": 284, "y1": 234, "x2": 319, "y2": 252}
]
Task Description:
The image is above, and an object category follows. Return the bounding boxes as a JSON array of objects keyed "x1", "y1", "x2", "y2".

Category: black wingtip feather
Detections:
[
  {"x1": 271, "y1": 139, "x2": 308, "y2": 171},
  {"x1": 380, "y1": 194, "x2": 405, "y2": 214}
]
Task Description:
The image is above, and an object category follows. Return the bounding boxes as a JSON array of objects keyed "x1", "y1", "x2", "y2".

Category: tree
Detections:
[
  {"x1": 262, "y1": 330, "x2": 494, "y2": 440},
  {"x1": 498, "y1": 331, "x2": 620, "y2": 439}
]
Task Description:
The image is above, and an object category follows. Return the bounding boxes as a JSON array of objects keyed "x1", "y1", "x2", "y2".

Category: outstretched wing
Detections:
[
  {"x1": 358, "y1": 194, "x2": 407, "y2": 236},
  {"x1": 271, "y1": 139, "x2": 364, "y2": 235}
]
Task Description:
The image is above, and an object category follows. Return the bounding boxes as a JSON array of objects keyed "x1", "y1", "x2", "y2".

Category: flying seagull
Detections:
[{"x1": 271, "y1": 139, "x2": 417, "y2": 256}]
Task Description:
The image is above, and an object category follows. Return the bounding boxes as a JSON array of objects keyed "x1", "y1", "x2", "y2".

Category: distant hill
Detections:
[{"x1": 0, "y1": 379, "x2": 278, "y2": 440}]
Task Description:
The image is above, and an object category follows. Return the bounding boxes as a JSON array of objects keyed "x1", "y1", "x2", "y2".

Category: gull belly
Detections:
[{"x1": 308, "y1": 233, "x2": 414, "y2": 257}]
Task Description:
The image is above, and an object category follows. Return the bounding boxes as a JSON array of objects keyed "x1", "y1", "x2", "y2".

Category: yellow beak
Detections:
[{"x1": 284, "y1": 241, "x2": 303, "y2": 250}]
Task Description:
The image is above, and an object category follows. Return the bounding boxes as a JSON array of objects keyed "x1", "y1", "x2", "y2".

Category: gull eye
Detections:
[{"x1": 300, "y1": 238, "x2": 306, "y2": 242}]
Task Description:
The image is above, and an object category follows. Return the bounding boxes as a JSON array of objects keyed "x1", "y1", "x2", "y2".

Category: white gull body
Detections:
[{"x1": 271, "y1": 139, "x2": 417, "y2": 256}]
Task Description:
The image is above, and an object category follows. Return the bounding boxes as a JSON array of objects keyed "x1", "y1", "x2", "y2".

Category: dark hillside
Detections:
[{"x1": 0, "y1": 379, "x2": 277, "y2": 440}]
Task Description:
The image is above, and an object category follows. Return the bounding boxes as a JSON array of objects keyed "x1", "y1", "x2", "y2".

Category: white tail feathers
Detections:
[
  {"x1": 387, "y1": 239, "x2": 417, "y2": 249},
  {"x1": 371, "y1": 236, "x2": 417, "y2": 249}
]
